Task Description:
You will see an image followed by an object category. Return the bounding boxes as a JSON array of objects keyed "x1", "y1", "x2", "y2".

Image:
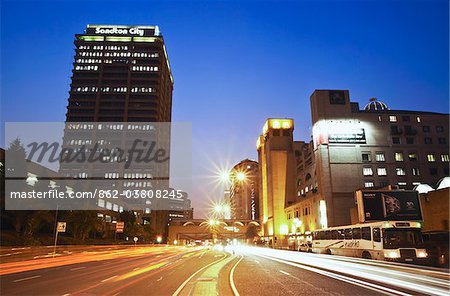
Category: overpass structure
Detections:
[{"x1": 167, "y1": 219, "x2": 260, "y2": 244}]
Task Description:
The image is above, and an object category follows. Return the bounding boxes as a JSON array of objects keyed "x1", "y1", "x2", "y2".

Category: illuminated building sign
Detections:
[
  {"x1": 356, "y1": 190, "x2": 422, "y2": 222},
  {"x1": 86, "y1": 26, "x2": 157, "y2": 37},
  {"x1": 328, "y1": 128, "x2": 366, "y2": 144}
]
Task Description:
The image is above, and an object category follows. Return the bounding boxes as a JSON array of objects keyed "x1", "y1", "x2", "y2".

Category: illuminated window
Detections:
[
  {"x1": 364, "y1": 182, "x2": 374, "y2": 188},
  {"x1": 378, "y1": 116, "x2": 382, "y2": 122},
  {"x1": 362, "y1": 152, "x2": 371, "y2": 162},
  {"x1": 416, "y1": 116, "x2": 421, "y2": 123},
  {"x1": 395, "y1": 152, "x2": 404, "y2": 161},
  {"x1": 441, "y1": 154, "x2": 449, "y2": 162},
  {"x1": 398, "y1": 182, "x2": 407, "y2": 186},
  {"x1": 377, "y1": 168, "x2": 387, "y2": 176},
  {"x1": 427, "y1": 154, "x2": 436, "y2": 162},
  {"x1": 396, "y1": 168, "x2": 406, "y2": 176},
  {"x1": 375, "y1": 152, "x2": 385, "y2": 162},
  {"x1": 98, "y1": 199, "x2": 105, "y2": 208},
  {"x1": 389, "y1": 116, "x2": 397, "y2": 122},
  {"x1": 363, "y1": 167, "x2": 373, "y2": 176},
  {"x1": 411, "y1": 168, "x2": 420, "y2": 176},
  {"x1": 408, "y1": 153, "x2": 417, "y2": 161}
]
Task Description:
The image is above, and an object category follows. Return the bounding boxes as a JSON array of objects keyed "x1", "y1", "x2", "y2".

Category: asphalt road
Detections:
[{"x1": 1, "y1": 245, "x2": 449, "y2": 295}]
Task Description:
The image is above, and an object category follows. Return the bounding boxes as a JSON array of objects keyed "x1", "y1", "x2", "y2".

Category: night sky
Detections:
[{"x1": 1, "y1": 0, "x2": 448, "y2": 217}]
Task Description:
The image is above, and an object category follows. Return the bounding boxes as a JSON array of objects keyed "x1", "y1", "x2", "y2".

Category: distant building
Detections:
[{"x1": 229, "y1": 159, "x2": 259, "y2": 220}]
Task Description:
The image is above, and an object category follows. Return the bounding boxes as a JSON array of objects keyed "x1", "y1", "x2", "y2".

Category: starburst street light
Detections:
[
  {"x1": 236, "y1": 171, "x2": 246, "y2": 181},
  {"x1": 214, "y1": 204, "x2": 223, "y2": 213},
  {"x1": 219, "y1": 171, "x2": 230, "y2": 182}
]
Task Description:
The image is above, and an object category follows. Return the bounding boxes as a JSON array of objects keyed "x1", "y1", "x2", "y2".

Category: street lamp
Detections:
[
  {"x1": 156, "y1": 236, "x2": 162, "y2": 243},
  {"x1": 236, "y1": 172, "x2": 246, "y2": 181},
  {"x1": 214, "y1": 204, "x2": 223, "y2": 213}
]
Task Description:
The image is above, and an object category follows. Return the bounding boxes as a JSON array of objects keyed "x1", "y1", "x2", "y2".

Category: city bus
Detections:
[{"x1": 311, "y1": 221, "x2": 428, "y2": 263}]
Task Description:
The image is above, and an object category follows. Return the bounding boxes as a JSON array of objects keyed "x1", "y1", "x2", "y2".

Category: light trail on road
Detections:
[{"x1": 240, "y1": 246, "x2": 450, "y2": 296}]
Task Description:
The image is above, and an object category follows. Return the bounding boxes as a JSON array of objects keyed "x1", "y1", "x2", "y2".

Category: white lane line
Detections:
[
  {"x1": 172, "y1": 253, "x2": 227, "y2": 296},
  {"x1": 0, "y1": 253, "x2": 12, "y2": 257},
  {"x1": 133, "y1": 267, "x2": 140, "y2": 271},
  {"x1": 229, "y1": 255, "x2": 244, "y2": 296},
  {"x1": 70, "y1": 267, "x2": 86, "y2": 271},
  {"x1": 279, "y1": 270, "x2": 290, "y2": 276},
  {"x1": 254, "y1": 260, "x2": 260, "y2": 264},
  {"x1": 157, "y1": 276, "x2": 163, "y2": 282},
  {"x1": 256, "y1": 254, "x2": 410, "y2": 296},
  {"x1": 62, "y1": 293, "x2": 71, "y2": 296},
  {"x1": 101, "y1": 275, "x2": 118, "y2": 283},
  {"x1": 13, "y1": 275, "x2": 41, "y2": 283}
]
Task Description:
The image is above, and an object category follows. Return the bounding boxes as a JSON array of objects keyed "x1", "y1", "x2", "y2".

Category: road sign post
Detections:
[
  {"x1": 115, "y1": 222, "x2": 124, "y2": 243},
  {"x1": 133, "y1": 236, "x2": 138, "y2": 247},
  {"x1": 53, "y1": 222, "x2": 66, "y2": 258}
]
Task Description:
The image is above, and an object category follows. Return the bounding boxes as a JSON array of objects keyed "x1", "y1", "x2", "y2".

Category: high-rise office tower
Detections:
[
  {"x1": 62, "y1": 25, "x2": 177, "y2": 241},
  {"x1": 66, "y1": 25, "x2": 173, "y2": 122}
]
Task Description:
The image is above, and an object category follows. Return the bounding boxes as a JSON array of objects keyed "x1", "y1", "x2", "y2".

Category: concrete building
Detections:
[
  {"x1": 256, "y1": 119, "x2": 297, "y2": 247},
  {"x1": 420, "y1": 186, "x2": 449, "y2": 232},
  {"x1": 229, "y1": 159, "x2": 259, "y2": 220},
  {"x1": 257, "y1": 90, "x2": 449, "y2": 247}
]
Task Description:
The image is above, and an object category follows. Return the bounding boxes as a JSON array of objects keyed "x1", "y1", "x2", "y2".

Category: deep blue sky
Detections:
[{"x1": 1, "y1": 0, "x2": 448, "y2": 217}]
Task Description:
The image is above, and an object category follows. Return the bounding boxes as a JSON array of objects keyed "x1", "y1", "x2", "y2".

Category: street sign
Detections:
[
  {"x1": 116, "y1": 222, "x2": 124, "y2": 233},
  {"x1": 133, "y1": 237, "x2": 138, "y2": 242},
  {"x1": 57, "y1": 222, "x2": 66, "y2": 233}
]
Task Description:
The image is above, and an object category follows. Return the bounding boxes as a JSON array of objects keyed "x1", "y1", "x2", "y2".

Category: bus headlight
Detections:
[
  {"x1": 384, "y1": 250, "x2": 400, "y2": 258},
  {"x1": 417, "y1": 250, "x2": 428, "y2": 258}
]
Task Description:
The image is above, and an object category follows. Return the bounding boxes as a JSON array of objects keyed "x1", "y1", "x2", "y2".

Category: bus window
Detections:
[
  {"x1": 362, "y1": 227, "x2": 371, "y2": 240},
  {"x1": 338, "y1": 229, "x2": 344, "y2": 239},
  {"x1": 344, "y1": 228, "x2": 353, "y2": 240},
  {"x1": 332, "y1": 230, "x2": 338, "y2": 239},
  {"x1": 312, "y1": 232, "x2": 317, "y2": 240},
  {"x1": 353, "y1": 228, "x2": 361, "y2": 239},
  {"x1": 324, "y1": 231, "x2": 330, "y2": 240},
  {"x1": 373, "y1": 228, "x2": 381, "y2": 242}
]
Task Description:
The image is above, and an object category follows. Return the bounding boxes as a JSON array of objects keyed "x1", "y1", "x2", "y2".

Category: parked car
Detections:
[
  {"x1": 298, "y1": 242, "x2": 313, "y2": 252},
  {"x1": 422, "y1": 231, "x2": 449, "y2": 268}
]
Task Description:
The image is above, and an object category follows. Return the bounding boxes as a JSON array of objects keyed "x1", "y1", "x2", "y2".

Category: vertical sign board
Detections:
[
  {"x1": 356, "y1": 190, "x2": 422, "y2": 223},
  {"x1": 57, "y1": 222, "x2": 66, "y2": 233},
  {"x1": 116, "y1": 222, "x2": 125, "y2": 233}
]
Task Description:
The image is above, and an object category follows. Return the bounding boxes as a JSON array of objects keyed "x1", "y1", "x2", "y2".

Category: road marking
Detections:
[
  {"x1": 157, "y1": 276, "x2": 163, "y2": 282},
  {"x1": 172, "y1": 253, "x2": 227, "y2": 296},
  {"x1": 62, "y1": 294, "x2": 70, "y2": 296},
  {"x1": 254, "y1": 260, "x2": 260, "y2": 264},
  {"x1": 70, "y1": 267, "x2": 86, "y2": 271},
  {"x1": 101, "y1": 275, "x2": 118, "y2": 282},
  {"x1": 279, "y1": 270, "x2": 290, "y2": 276},
  {"x1": 229, "y1": 255, "x2": 244, "y2": 296},
  {"x1": 13, "y1": 275, "x2": 41, "y2": 282},
  {"x1": 0, "y1": 253, "x2": 12, "y2": 257},
  {"x1": 256, "y1": 254, "x2": 412, "y2": 296},
  {"x1": 133, "y1": 267, "x2": 140, "y2": 271}
]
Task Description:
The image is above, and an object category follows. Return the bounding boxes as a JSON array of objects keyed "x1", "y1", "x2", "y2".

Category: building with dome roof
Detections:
[
  {"x1": 364, "y1": 98, "x2": 390, "y2": 111},
  {"x1": 257, "y1": 89, "x2": 449, "y2": 248}
]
